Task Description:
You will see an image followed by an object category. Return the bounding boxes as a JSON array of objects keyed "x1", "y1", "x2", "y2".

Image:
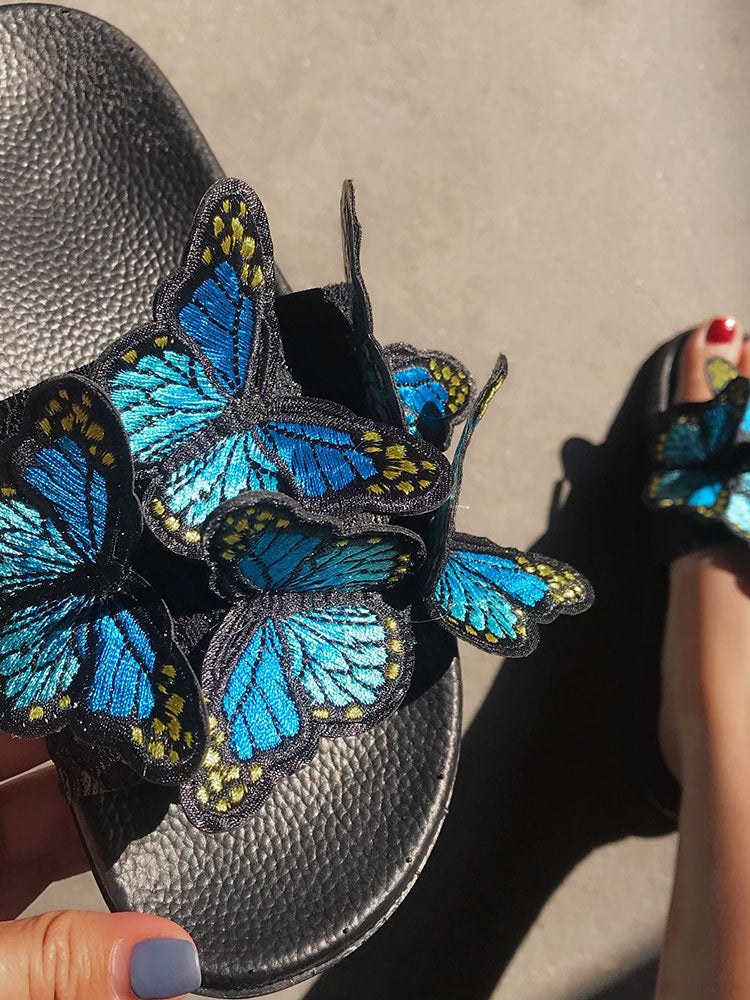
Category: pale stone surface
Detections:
[{"x1": 18, "y1": 0, "x2": 750, "y2": 995}]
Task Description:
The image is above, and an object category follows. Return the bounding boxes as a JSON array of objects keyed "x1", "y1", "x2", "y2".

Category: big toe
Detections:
[{"x1": 674, "y1": 316, "x2": 743, "y2": 404}]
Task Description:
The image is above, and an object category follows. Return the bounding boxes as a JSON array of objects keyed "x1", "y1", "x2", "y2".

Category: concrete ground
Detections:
[{"x1": 18, "y1": 1, "x2": 750, "y2": 997}]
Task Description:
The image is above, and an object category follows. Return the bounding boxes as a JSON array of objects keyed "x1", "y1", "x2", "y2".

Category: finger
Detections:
[
  {"x1": 0, "y1": 734, "x2": 49, "y2": 780},
  {"x1": 0, "y1": 766, "x2": 88, "y2": 917},
  {"x1": 0, "y1": 910, "x2": 201, "y2": 999},
  {"x1": 738, "y1": 334, "x2": 750, "y2": 379}
]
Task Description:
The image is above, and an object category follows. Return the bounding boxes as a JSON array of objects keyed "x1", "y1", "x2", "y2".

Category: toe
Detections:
[
  {"x1": 674, "y1": 315, "x2": 743, "y2": 403},
  {"x1": 737, "y1": 333, "x2": 750, "y2": 380}
]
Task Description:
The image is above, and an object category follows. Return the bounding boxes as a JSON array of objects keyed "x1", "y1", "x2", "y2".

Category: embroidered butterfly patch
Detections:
[
  {"x1": 644, "y1": 358, "x2": 750, "y2": 539},
  {"x1": 180, "y1": 491, "x2": 423, "y2": 830},
  {"x1": 0, "y1": 376, "x2": 207, "y2": 782},
  {"x1": 422, "y1": 356, "x2": 594, "y2": 655},
  {"x1": 384, "y1": 343, "x2": 475, "y2": 450},
  {"x1": 95, "y1": 179, "x2": 453, "y2": 557}
]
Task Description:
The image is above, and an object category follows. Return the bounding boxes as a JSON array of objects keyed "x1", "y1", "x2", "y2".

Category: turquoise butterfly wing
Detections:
[
  {"x1": 0, "y1": 376, "x2": 206, "y2": 782},
  {"x1": 0, "y1": 438, "x2": 108, "y2": 595},
  {"x1": 180, "y1": 491, "x2": 419, "y2": 830},
  {"x1": 423, "y1": 354, "x2": 594, "y2": 656},
  {"x1": 106, "y1": 333, "x2": 227, "y2": 465},
  {"x1": 646, "y1": 467, "x2": 725, "y2": 510},
  {"x1": 645, "y1": 370, "x2": 750, "y2": 538},
  {"x1": 384, "y1": 343, "x2": 475, "y2": 450},
  {"x1": 0, "y1": 596, "x2": 95, "y2": 710},
  {"x1": 724, "y1": 470, "x2": 750, "y2": 537},
  {"x1": 651, "y1": 375, "x2": 748, "y2": 468},
  {"x1": 427, "y1": 532, "x2": 592, "y2": 656},
  {"x1": 203, "y1": 492, "x2": 425, "y2": 595},
  {"x1": 143, "y1": 424, "x2": 283, "y2": 550},
  {"x1": 180, "y1": 593, "x2": 412, "y2": 830},
  {"x1": 255, "y1": 398, "x2": 451, "y2": 509},
  {"x1": 179, "y1": 258, "x2": 256, "y2": 397},
  {"x1": 97, "y1": 180, "x2": 453, "y2": 557},
  {"x1": 101, "y1": 182, "x2": 277, "y2": 467},
  {"x1": 141, "y1": 396, "x2": 452, "y2": 556},
  {"x1": 647, "y1": 465, "x2": 750, "y2": 539}
]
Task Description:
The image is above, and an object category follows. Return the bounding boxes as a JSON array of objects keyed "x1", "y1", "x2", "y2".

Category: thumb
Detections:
[{"x1": 0, "y1": 910, "x2": 201, "y2": 999}]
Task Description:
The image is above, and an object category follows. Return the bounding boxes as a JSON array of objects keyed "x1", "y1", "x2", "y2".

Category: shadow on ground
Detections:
[
  {"x1": 304, "y1": 342, "x2": 676, "y2": 1000},
  {"x1": 579, "y1": 957, "x2": 660, "y2": 1000}
]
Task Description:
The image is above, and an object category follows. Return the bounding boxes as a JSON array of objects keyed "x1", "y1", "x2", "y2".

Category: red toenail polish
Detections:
[{"x1": 706, "y1": 316, "x2": 737, "y2": 343}]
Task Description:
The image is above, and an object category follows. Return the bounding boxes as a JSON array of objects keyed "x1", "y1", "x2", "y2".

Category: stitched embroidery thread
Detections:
[
  {"x1": 384, "y1": 342, "x2": 475, "y2": 450},
  {"x1": 180, "y1": 491, "x2": 421, "y2": 830},
  {"x1": 0, "y1": 375, "x2": 207, "y2": 782},
  {"x1": 423, "y1": 356, "x2": 594, "y2": 655},
  {"x1": 94, "y1": 179, "x2": 454, "y2": 557},
  {"x1": 645, "y1": 361, "x2": 750, "y2": 539},
  {"x1": 0, "y1": 179, "x2": 596, "y2": 817}
]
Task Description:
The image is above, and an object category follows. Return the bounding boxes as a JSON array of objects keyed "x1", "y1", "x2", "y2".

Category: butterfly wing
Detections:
[
  {"x1": 423, "y1": 356, "x2": 593, "y2": 654},
  {"x1": 723, "y1": 469, "x2": 750, "y2": 538},
  {"x1": 0, "y1": 589, "x2": 205, "y2": 782},
  {"x1": 0, "y1": 376, "x2": 207, "y2": 781},
  {"x1": 0, "y1": 376, "x2": 140, "y2": 598},
  {"x1": 254, "y1": 396, "x2": 453, "y2": 515},
  {"x1": 181, "y1": 593, "x2": 412, "y2": 831},
  {"x1": 0, "y1": 488, "x2": 90, "y2": 596},
  {"x1": 649, "y1": 464, "x2": 750, "y2": 540},
  {"x1": 100, "y1": 330, "x2": 229, "y2": 466},
  {"x1": 180, "y1": 600, "x2": 311, "y2": 831},
  {"x1": 645, "y1": 466, "x2": 726, "y2": 514},
  {"x1": 284, "y1": 596, "x2": 412, "y2": 733},
  {"x1": 383, "y1": 343, "x2": 475, "y2": 449},
  {"x1": 171, "y1": 179, "x2": 278, "y2": 395},
  {"x1": 204, "y1": 491, "x2": 425, "y2": 595},
  {"x1": 143, "y1": 395, "x2": 453, "y2": 555},
  {"x1": 142, "y1": 427, "x2": 282, "y2": 556},
  {"x1": 96, "y1": 179, "x2": 280, "y2": 465},
  {"x1": 0, "y1": 596, "x2": 92, "y2": 719},
  {"x1": 653, "y1": 377, "x2": 748, "y2": 467},
  {"x1": 425, "y1": 533, "x2": 592, "y2": 656}
]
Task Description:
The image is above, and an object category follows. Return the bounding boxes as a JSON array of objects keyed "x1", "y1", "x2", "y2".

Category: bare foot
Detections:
[{"x1": 658, "y1": 316, "x2": 750, "y2": 782}]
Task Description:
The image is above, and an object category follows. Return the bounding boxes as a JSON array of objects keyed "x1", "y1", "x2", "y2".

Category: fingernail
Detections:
[
  {"x1": 706, "y1": 316, "x2": 737, "y2": 344},
  {"x1": 129, "y1": 938, "x2": 201, "y2": 999}
]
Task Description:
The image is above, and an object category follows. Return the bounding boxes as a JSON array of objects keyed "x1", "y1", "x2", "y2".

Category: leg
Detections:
[{"x1": 656, "y1": 317, "x2": 750, "y2": 999}]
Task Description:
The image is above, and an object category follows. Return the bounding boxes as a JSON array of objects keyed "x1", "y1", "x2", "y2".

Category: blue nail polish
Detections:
[{"x1": 130, "y1": 938, "x2": 201, "y2": 999}]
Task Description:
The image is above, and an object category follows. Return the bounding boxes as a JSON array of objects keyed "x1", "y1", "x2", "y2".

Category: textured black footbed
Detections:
[{"x1": 0, "y1": 5, "x2": 462, "y2": 996}]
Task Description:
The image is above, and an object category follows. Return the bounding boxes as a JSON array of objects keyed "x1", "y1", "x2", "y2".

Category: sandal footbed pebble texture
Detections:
[{"x1": 0, "y1": 5, "x2": 461, "y2": 996}]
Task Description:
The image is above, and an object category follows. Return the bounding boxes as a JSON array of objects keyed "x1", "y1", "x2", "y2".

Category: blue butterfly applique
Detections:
[
  {"x1": 645, "y1": 360, "x2": 750, "y2": 538},
  {"x1": 423, "y1": 356, "x2": 594, "y2": 656},
  {"x1": 95, "y1": 179, "x2": 452, "y2": 557},
  {"x1": 180, "y1": 490, "x2": 424, "y2": 830},
  {"x1": 0, "y1": 375, "x2": 207, "y2": 782},
  {"x1": 383, "y1": 342, "x2": 475, "y2": 450}
]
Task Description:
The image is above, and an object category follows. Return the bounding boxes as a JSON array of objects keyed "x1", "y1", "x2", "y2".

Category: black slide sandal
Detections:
[{"x1": 0, "y1": 6, "x2": 461, "y2": 997}]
